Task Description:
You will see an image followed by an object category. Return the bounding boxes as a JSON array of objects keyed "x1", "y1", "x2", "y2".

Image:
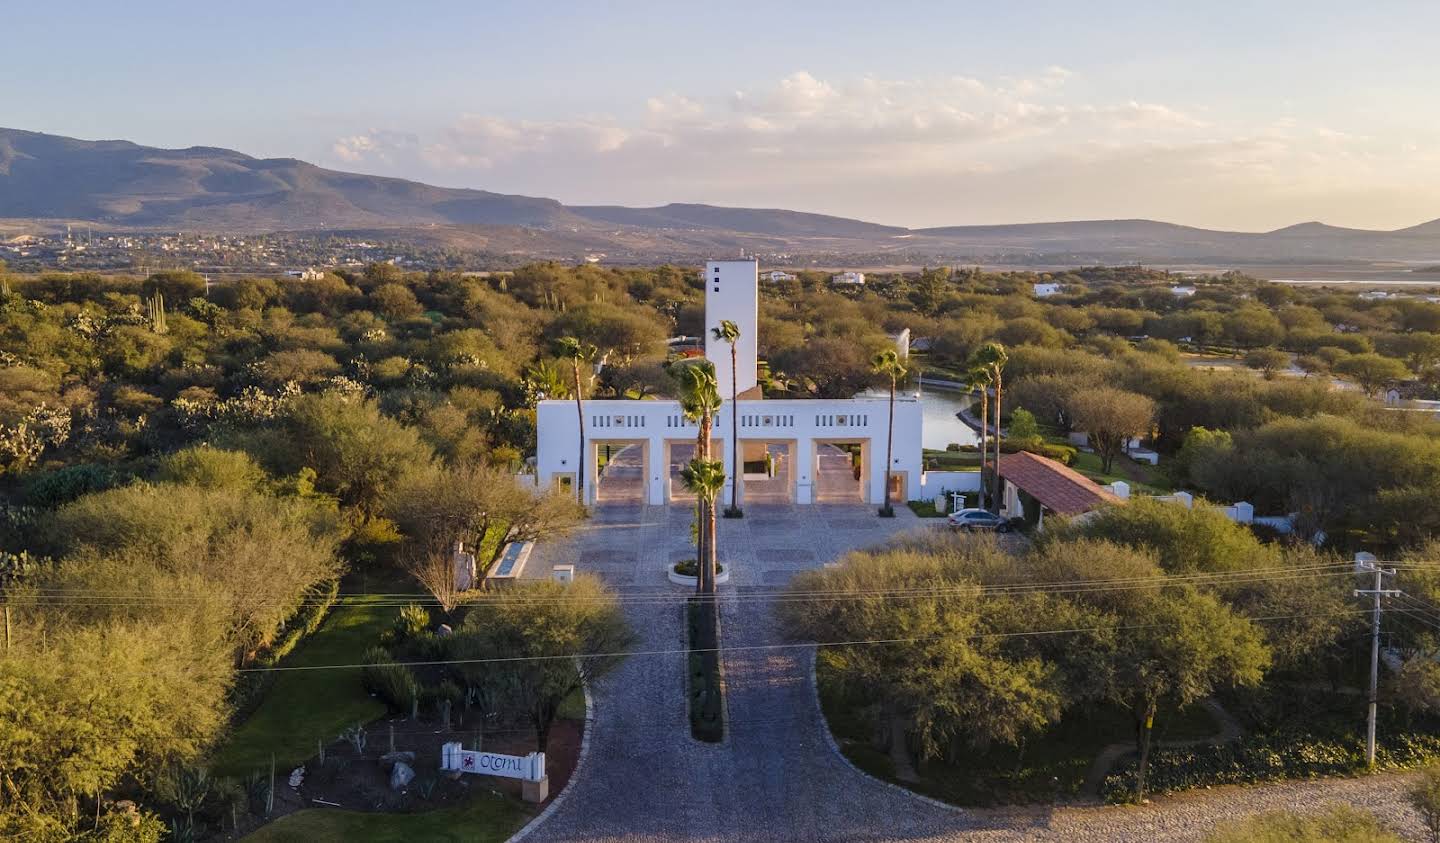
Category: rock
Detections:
[
  {"x1": 380, "y1": 750, "x2": 415, "y2": 769},
  {"x1": 288, "y1": 766, "x2": 304, "y2": 788},
  {"x1": 437, "y1": 623, "x2": 453, "y2": 636},
  {"x1": 389, "y1": 760, "x2": 415, "y2": 790}
]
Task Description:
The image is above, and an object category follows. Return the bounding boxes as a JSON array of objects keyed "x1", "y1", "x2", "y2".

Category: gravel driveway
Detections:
[{"x1": 516, "y1": 504, "x2": 1427, "y2": 842}]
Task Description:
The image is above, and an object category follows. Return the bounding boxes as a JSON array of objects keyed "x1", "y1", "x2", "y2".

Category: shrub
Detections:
[
  {"x1": 361, "y1": 646, "x2": 419, "y2": 713},
  {"x1": 393, "y1": 603, "x2": 430, "y2": 641},
  {"x1": 1102, "y1": 731, "x2": 1440, "y2": 803},
  {"x1": 673, "y1": 559, "x2": 724, "y2": 577},
  {"x1": 687, "y1": 598, "x2": 724, "y2": 743},
  {"x1": 23, "y1": 463, "x2": 126, "y2": 508}
]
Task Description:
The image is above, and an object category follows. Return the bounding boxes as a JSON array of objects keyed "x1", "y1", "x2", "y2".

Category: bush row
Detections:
[
  {"x1": 1101, "y1": 731, "x2": 1440, "y2": 803},
  {"x1": 228, "y1": 578, "x2": 341, "y2": 721}
]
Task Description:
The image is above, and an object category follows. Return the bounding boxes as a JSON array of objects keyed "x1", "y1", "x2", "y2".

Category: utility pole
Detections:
[{"x1": 1355, "y1": 555, "x2": 1400, "y2": 767}]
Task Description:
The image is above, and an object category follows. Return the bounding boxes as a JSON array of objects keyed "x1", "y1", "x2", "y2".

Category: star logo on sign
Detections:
[{"x1": 463, "y1": 756, "x2": 475, "y2": 769}]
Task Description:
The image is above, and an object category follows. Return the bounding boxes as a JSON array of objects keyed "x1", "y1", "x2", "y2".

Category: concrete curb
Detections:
[
  {"x1": 807, "y1": 648, "x2": 969, "y2": 816},
  {"x1": 506, "y1": 671, "x2": 595, "y2": 842}
]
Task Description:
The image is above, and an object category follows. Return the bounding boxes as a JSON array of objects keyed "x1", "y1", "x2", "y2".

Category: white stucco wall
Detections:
[{"x1": 536, "y1": 396, "x2": 924, "y2": 506}]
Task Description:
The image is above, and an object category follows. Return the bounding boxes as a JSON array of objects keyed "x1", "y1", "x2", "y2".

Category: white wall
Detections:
[
  {"x1": 704, "y1": 260, "x2": 759, "y2": 396},
  {"x1": 536, "y1": 396, "x2": 924, "y2": 506}
]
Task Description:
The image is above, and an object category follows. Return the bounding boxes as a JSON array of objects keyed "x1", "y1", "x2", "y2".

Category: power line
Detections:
[
  {"x1": 231, "y1": 608, "x2": 1373, "y2": 675},
  {"x1": 20, "y1": 563, "x2": 1366, "y2": 609}
]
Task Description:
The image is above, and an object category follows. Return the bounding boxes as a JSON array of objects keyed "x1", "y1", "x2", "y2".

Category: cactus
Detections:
[{"x1": 147, "y1": 291, "x2": 168, "y2": 334}]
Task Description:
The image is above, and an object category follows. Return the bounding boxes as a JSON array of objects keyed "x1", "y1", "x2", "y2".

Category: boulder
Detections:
[
  {"x1": 379, "y1": 750, "x2": 415, "y2": 769},
  {"x1": 389, "y1": 760, "x2": 415, "y2": 791},
  {"x1": 288, "y1": 766, "x2": 304, "y2": 788},
  {"x1": 437, "y1": 623, "x2": 454, "y2": 637}
]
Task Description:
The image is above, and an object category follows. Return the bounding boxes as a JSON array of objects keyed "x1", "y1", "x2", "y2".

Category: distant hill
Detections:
[
  {"x1": 569, "y1": 203, "x2": 906, "y2": 239},
  {"x1": 6, "y1": 126, "x2": 1440, "y2": 263},
  {"x1": 0, "y1": 127, "x2": 582, "y2": 230}
]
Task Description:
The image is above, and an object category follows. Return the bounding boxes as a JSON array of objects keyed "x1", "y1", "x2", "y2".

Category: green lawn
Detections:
[
  {"x1": 1068, "y1": 450, "x2": 1172, "y2": 494},
  {"x1": 242, "y1": 790, "x2": 530, "y2": 843},
  {"x1": 212, "y1": 593, "x2": 397, "y2": 776}
]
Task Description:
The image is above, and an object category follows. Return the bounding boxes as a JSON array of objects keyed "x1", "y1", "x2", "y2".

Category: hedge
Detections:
[
  {"x1": 1101, "y1": 731, "x2": 1440, "y2": 803},
  {"x1": 228, "y1": 578, "x2": 341, "y2": 721}
]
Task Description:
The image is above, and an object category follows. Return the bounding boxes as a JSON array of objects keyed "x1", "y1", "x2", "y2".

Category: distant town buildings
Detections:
[
  {"x1": 830, "y1": 271, "x2": 866, "y2": 286},
  {"x1": 764, "y1": 270, "x2": 798, "y2": 283}
]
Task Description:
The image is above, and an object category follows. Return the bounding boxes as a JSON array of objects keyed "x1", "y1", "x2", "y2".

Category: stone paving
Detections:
[{"x1": 516, "y1": 504, "x2": 1428, "y2": 842}]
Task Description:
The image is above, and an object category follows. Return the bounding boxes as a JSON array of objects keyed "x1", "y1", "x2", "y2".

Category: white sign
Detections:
[{"x1": 440, "y1": 742, "x2": 545, "y2": 782}]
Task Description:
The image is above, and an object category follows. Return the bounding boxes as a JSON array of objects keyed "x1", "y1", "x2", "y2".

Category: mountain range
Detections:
[{"x1": 5, "y1": 126, "x2": 1440, "y2": 265}]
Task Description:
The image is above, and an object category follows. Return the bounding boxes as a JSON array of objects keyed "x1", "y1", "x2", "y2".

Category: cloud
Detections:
[{"x1": 323, "y1": 68, "x2": 1440, "y2": 229}]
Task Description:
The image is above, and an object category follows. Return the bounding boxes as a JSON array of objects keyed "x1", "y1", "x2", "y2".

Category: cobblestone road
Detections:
[{"x1": 516, "y1": 504, "x2": 1426, "y2": 842}]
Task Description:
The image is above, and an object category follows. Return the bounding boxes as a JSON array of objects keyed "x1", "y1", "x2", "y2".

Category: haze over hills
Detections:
[{"x1": 6, "y1": 126, "x2": 1440, "y2": 265}]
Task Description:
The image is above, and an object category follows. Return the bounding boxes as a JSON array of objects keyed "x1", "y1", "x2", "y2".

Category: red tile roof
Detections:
[{"x1": 997, "y1": 451, "x2": 1122, "y2": 516}]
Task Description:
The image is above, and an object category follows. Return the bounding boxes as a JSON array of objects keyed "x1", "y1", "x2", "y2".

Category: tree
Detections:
[
  {"x1": 554, "y1": 337, "x2": 597, "y2": 504},
  {"x1": 1412, "y1": 764, "x2": 1440, "y2": 843},
  {"x1": 966, "y1": 367, "x2": 994, "y2": 510},
  {"x1": 404, "y1": 547, "x2": 464, "y2": 614},
  {"x1": 971, "y1": 343, "x2": 1009, "y2": 514},
  {"x1": 1007, "y1": 407, "x2": 1041, "y2": 444},
  {"x1": 1223, "y1": 307, "x2": 1285, "y2": 351},
  {"x1": 672, "y1": 359, "x2": 723, "y2": 594},
  {"x1": 44, "y1": 482, "x2": 343, "y2": 657},
  {"x1": 782, "y1": 541, "x2": 1064, "y2": 761},
  {"x1": 771, "y1": 336, "x2": 884, "y2": 398},
  {"x1": 1032, "y1": 539, "x2": 1269, "y2": 803},
  {"x1": 680, "y1": 458, "x2": 726, "y2": 594},
  {"x1": 712, "y1": 319, "x2": 744, "y2": 516},
  {"x1": 454, "y1": 577, "x2": 632, "y2": 752},
  {"x1": 155, "y1": 445, "x2": 266, "y2": 491},
  {"x1": 280, "y1": 393, "x2": 435, "y2": 521},
  {"x1": 1067, "y1": 387, "x2": 1155, "y2": 474},
  {"x1": 1244, "y1": 348, "x2": 1290, "y2": 379},
  {"x1": 1334, "y1": 352, "x2": 1410, "y2": 396},
  {"x1": 387, "y1": 461, "x2": 582, "y2": 573},
  {"x1": 871, "y1": 348, "x2": 909, "y2": 517}
]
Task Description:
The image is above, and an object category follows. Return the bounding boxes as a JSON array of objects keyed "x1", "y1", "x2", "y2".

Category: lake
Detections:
[{"x1": 860, "y1": 385, "x2": 979, "y2": 450}]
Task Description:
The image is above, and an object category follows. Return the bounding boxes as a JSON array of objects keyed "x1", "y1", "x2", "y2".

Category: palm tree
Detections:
[
  {"x1": 680, "y1": 458, "x2": 726, "y2": 594},
  {"x1": 965, "y1": 366, "x2": 994, "y2": 510},
  {"x1": 971, "y1": 343, "x2": 1009, "y2": 514},
  {"x1": 871, "y1": 348, "x2": 909, "y2": 518},
  {"x1": 672, "y1": 359, "x2": 724, "y2": 593},
  {"x1": 555, "y1": 337, "x2": 597, "y2": 505},
  {"x1": 711, "y1": 319, "x2": 744, "y2": 517}
]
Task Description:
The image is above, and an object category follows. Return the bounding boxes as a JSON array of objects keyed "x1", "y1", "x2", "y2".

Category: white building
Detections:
[
  {"x1": 534, "y1": 259, "x2": 927, "y2": 507},
  {"x1": 1170, "y1": 285, "x2": 1197, "y2": 297},
  {"x1": 764, "y1": 270, "x2": 798, "y2": 283},
  {"x1": 830, "y1": 271, "x2": 866, "y2": 286},
  {"x1": 1033, "y1": 282, "x2": 1062, "y2": 298}
]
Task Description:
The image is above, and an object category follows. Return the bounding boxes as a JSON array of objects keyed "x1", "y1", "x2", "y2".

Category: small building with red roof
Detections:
[{"x1": 996, "y1": 451, "x2": 1123, "y2": 529}]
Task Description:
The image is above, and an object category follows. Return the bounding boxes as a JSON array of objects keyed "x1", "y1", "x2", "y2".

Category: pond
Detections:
[{"x1": 860, "y1": 384, "x2": 979, "y2": 450}]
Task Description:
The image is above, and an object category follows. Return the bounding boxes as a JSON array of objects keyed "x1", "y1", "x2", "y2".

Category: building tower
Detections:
[{"x1": 703, "y1": 259, "x2": 759, "y2": 396}]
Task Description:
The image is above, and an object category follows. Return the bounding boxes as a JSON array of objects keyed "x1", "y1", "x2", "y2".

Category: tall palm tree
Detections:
[
  {"x1": 871, "y1": 348, "x2": 909, "y2": 518},
  {"x1": 680, "y1": 457, "x2": 726, "y2": 594},
  {"x1": 711, "y1": 319, "x2": 744, "y2": 517},
  {"x1": 555, "y1": 337, "x2": 597, "y2": 505},
  {"x1": 971, "y1": 343, "x2": 1009, "y2": 515},
  {"x1": 966, "y1": 366, "x2": 994, "y2": 511},
  {"x1": 672, "y1": 359, "x2": 724, "y2": 593}
]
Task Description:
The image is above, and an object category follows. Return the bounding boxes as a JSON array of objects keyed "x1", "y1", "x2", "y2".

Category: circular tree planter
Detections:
[{"x1": 668, "y1": 560, "x2": 730, "y2": 586}]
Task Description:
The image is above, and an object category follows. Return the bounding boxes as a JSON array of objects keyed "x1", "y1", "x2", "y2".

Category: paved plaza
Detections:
[{"x1": 516, "y1": 504, "x2": 1428, "y2": 842}]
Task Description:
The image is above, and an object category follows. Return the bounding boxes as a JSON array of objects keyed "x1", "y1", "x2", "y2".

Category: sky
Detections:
[{"x1": 6, "y1": 0, "x2": 1440, "y2": 231}]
